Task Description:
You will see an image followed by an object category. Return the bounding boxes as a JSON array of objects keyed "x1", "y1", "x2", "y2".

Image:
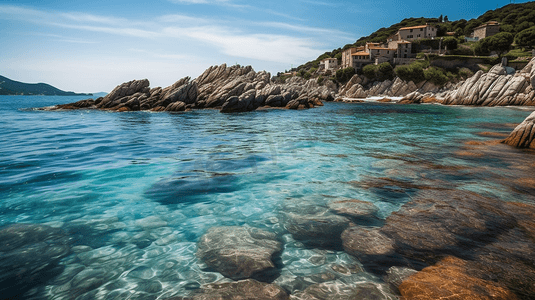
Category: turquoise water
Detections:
[{"x1": 1, "y1": 95, "x2": 535, "y2": 299}]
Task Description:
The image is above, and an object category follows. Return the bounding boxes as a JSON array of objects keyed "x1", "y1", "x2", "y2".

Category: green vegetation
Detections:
[
  {"x1": 394, "y1": 61, "x2": 427, "y2": 83},
  {"x1": 273, "y1": 2, "x2": 534, "y2": 85},
  {"x1": 335, "y1": 67, "x2": 356, "y2": 83},
  {"x1": 362, "y1": 62, "x2": 395, "y2": 81},
  {"x1": 474, "y1": 32, "x2": 514, "y2": 56},
  {"x1": 424, "y1": 67, "x2": 451, "y2": 86},
  {"x1": 505, "y1": 48, "x2": 533, "y2": 60},
  {"x1": 515, "y1": 26, "x2": 535, "y2": 49}
]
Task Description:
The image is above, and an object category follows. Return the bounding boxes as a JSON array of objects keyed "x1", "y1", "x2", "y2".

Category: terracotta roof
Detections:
[
  {"x1": 397, "y1": 41, "x2": 411, "y2": 44},
  {"x1": 368, "y1": 46, "x2": 395, "y2": 50},
  {"x1": 399, "y1": 25, "x2": 432, "y2": 30},
  {"x1": 352, "y1": 51, "x2": 370, "y2": 56},
  {"x1": 474, "y1": 22, "x2": 500, "y2": 29}
]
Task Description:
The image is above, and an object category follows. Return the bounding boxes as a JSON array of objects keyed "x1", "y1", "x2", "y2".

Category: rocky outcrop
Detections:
[
  {"x1": 0, "y1": 224, "x2": 72, "y2": 298},
  {"x1": 196, "y1": 226, "x2": 281, "y2": 280},
  {"x1": 441, "y1": 57, "x2": 535, "y2": 106},
  {"x1": 337, "y1": 74, "x2": 435, "y2": 100},
  {"x1": 46, "y1": 64, "x2": 337, "y2": 113},
  {"x1": 502, "y1": 111, "x2": 535, "y2": 149}
]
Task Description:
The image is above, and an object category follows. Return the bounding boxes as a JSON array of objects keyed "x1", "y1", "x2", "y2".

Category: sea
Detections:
[{"x1": 1, "y1": 95, "x2": 534, "y2": 299}]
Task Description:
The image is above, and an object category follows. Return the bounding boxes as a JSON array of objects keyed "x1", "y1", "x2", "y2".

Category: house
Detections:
[
  {"x1": 472, "y1": 21, "x2": 500, "y2": 41},
  {"x1": 319, "y1": 58, "x2": 338, "y2": 72},
  {"x1": 395, "y1": 24, "x2": 437, "y2": 41}
]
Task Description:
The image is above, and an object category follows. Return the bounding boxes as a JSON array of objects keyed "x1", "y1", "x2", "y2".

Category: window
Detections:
[
  {"x1": 410, "y1": 29, "x2": 413, "y2": 32},
  {"x1": 417, "y1": 34, "x2": 420, "y2": 37},
  {"x1": 420, "y1": 28, "x2": 423, "y2": 31}
]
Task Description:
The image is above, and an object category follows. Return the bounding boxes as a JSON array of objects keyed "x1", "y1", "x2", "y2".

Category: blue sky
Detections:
[{"x1": 0, "y1": 0, "x2": 528, "y2": 93}]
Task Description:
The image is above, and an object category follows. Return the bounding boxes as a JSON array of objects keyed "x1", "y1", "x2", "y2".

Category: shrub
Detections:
[
  {"x1": 303, "y1": 72, "x2": 312, "y2": 80},
  {"x1": 475, "y1": 32, "x2": 514, "y2": 56},
  {"x1": 395, "y1": 63, "x2": 425, "y2": 83},
  {"x1": 515, "y1": 26, "x2": 535, "y2": 49},
  {"x1": 317, "y1": 76, "x2": 324, "y2": 85},
  {"x1": 443, "y1": 37, "x2": 458, "y2": 51},
  {"x1": 335, "y1": 67, "x2": 355, "y2": 83},
  {"x1": 362, "y1": 64, "x2": 378, "y2": 79},
  {"x1": 424, "y1": 67, "x2": 449, "y2": 86},
  {"x1": 377, "y1": 62, "x2": 394, "y2": 81},
  {"x1": 458, "y1": 67, "x2": 474, "y2": 79}
]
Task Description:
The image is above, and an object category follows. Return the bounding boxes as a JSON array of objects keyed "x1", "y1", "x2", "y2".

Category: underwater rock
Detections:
[
  {"x1": 328, "y1": 199, "x2": 379, "y2": 219},
  {"x1": 281, "y1": 211, "x2": 351, "y2": 248},
  {"x1": 380, "y1": 189, "x2": 517, "y2": 265},
  {"x1": 383, "y1": 266, "x2": 418, "y2": 293},
  {"x1": 372, "y1": 189, "x2": 535, "y2": 299},
  {"x1": 399, "y1": 256, "x2": 517, "y2": 300},
  {"x1": 196, "y1": 226, "x2": 282, "y2": 280},
  {"x1": 341, "y1": 227, "x2": 395, "y2": 257},
  {"x1": 0, "y1": 224, "x2": 72, "y2": 298},
  {"x1": 185, "y1": 279, "x2": 289, "y2": 300},
  {"x1": 290, "y1": 281, "x2": 398, "y2": 300}
]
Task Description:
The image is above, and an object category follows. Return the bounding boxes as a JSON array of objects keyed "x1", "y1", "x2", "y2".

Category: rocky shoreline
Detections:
[{"x1": 44, "y1": 64, "x2": 336, "y2": 113}]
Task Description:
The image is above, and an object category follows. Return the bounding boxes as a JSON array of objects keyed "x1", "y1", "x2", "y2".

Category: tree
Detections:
[
  {"x1": 335, "y1": 67, "x2": 355, "y2": 83},
  {"x1": 444, "y1": 15, "x2": 449, "y2": 22},
  {"x1": 438, "y1": 14, "x2": 443, "y2": 23},
  {"x1": 475, "y1": 32, "x2": 514, "y2": 57},
  {"x1": 515, "y1": 26, "x2": 535, "y2": 48},
  {"x1": 377, "y1": 62, "x2": 394, "y2": 81},
  {"x1": 443, "y1": 37, "x2": 458, "y2": 51},
  {"x1": 362, "y1": 64, "x2": 378, "y2": 79}
]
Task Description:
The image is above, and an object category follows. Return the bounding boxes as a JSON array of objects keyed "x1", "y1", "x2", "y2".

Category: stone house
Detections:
[
  {"x1": 472, "y1": 21, "x2": 500, "y2": 41},
  {"x1": 319, "y1": 58, "x2": 338, "y2": 72},
  {"x1": 395, "y1": 24, "x2": 437, "y2": 41}
]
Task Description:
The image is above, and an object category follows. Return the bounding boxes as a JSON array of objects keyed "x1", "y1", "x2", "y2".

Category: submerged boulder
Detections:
[
  {"x1": 187, "y1": 279, "x2": 289, "y2": 300},
  {"x1": 290, "y1": 281, "x2": 398, "y2": 300},
  {"x1": 196, "y1": 226, "x2": 281, "y2": 280},
  {"x1": 281, "y1": 211, "x2": 351, "y2": 248},
  {"x1": 0, "y1": 224, "x2": 72, "y2": 298},
  {"x1": 399, "y1": 256, "x2": 517, "y2": 300}
]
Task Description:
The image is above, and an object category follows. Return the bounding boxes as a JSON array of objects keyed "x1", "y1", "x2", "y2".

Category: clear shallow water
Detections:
[{"x1": 1, "y1": 95, "x2": 535, "y2": 299}]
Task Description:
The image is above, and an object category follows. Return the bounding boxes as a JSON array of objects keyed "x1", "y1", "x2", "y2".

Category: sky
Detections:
[{"x1": 0, "y1": 0, "x2": 530, "y2": 93}]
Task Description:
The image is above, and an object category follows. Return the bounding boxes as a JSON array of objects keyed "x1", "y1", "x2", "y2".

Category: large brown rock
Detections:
[
  {"x1": 196, "y1": 226, "x2": 281, "y2": 280},
  {"x1": 399, "y1": 256, "x2": 518, "y2": 300},
  {"x1": 502, "y1": 111, "x2": 535, "y2": 149}
]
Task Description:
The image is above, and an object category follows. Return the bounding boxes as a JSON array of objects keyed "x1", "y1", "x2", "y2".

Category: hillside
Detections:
[
  {"x1": 288, "y1": 1, "x2": 535, "y2": 75},
  {"x1": 0, "y1": 75, "x2": 91, "y2": 96}
]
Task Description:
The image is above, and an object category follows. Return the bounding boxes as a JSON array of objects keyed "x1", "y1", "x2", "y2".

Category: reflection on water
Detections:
[{"x1": 0, "y1": 97, "x2": 534, "y2": 299}]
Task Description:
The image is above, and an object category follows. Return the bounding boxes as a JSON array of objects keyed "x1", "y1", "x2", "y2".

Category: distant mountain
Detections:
[
  {"x1": 91, "y1": 92, "x2": 108, "y2": 98},
  {"x1": 0, "y1": 75, "x2": 91, "y2": 96}
]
